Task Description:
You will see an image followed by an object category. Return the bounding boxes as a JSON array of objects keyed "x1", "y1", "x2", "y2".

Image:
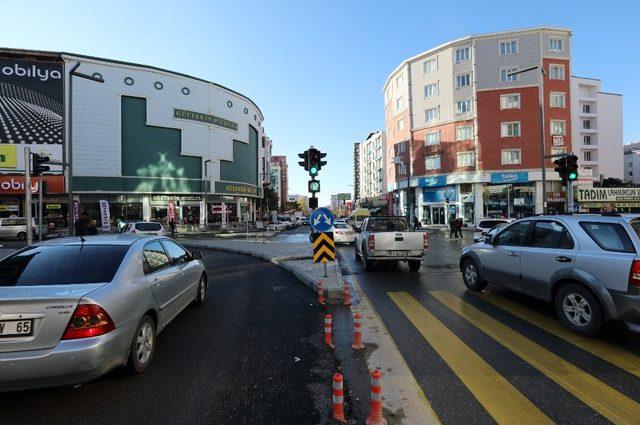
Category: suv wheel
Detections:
[
  {"x1": 17, "y1": 232, "x2": 26, "y2": 241},
  {"x1": 462, "y1": 259, "x2": 487, "y2": 291},
  {"x1": 555, "y1": 283, "x2": 603, "y2": 337},
  {"x1": 408, "y1": 260, "x2": 421, "y2": 272}
]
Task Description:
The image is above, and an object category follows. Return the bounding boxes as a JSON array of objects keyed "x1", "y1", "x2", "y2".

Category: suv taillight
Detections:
[
  {"x1": 62, "y1": 304, "x2": 115, "y2": 340},
  {"x1": 630, "y1": 260, "x2": 640, "y2": 288},
  {"x1": 368, "y1": 235, "x2": 375, "y2": 250},
  {"x1": 423, "y1": 232, "x2": 429, "y2": 249}
]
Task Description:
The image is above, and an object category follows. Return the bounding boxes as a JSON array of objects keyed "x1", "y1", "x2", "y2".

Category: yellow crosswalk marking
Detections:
[
  {"x1": 473, "y1": 291, "x2": 640, "y2": 379},
  {"x1": 431, "y1": 290, "x2": 640, "y2": 424},
  {"x1": 389, "y1": 292, "x2": 552, "y2": 425}
]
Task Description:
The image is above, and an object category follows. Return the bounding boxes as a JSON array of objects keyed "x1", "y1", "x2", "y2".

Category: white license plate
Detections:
[
  {"x1": 388, "y1": 250, "x2": 409, "y2": 256},
  {"x1": 0, "y1": 320, "x2": 33, "y2": 337}
]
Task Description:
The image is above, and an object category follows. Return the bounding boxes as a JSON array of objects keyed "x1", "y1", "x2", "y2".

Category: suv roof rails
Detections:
[{"x1": 601, "y1": 212, "x2": 622, "y2": 217}]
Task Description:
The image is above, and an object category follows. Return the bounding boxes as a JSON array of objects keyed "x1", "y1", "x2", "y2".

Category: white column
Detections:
[
  {"x1": 236, "y1": 198, "x2": 241, "y2": 220},
  {"x1": 535, "y1": 180, "x2": 544, "y2": 214},
  {"x1": 416, "y1": 188, "x2": 423, "y2": 223},
  {"x1": 473, "y1": 183, "x2": 484, "y2": 223},
  {"x1": 142, "y1": 196, "x2": 151, "y2": 221}
]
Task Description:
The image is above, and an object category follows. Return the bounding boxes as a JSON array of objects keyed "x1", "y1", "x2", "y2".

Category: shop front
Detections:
[
  {"x1": 577, "y1": 187, "x2": 640, "y2": 213},
  {"x1": 422, "y1": 184, "x2": 457, "y2": 225},
  {"x1": 483, "y1": 172, "x2": 536, "y2": 219},
  {"x1": 0, "y1": 174, "x2": 67, "y2": 225}
]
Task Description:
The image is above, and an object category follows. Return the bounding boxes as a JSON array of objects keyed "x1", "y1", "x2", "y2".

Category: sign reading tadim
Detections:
[{"x1": 578, "y1": 187, "x2": 640, "y2": 208}]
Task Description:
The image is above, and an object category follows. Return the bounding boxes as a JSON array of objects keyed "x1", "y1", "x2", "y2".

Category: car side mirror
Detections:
[
  {"x1": 484, "y1": 235, "x2": 494, "y2": 245},
  {"x1": 190, "y1": 251, "x2": 202, "y2": 260}
]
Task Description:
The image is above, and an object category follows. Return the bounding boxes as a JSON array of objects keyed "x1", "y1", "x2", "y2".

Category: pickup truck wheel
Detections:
[
  {"x1": 555, "y1": 283, "x2": 603, "y2": 337},
  {"x1": 354, "y1": 244, "x2": 361, "y2": 260},
  {"x1": 408, "y1": 260, "x2": 421, "y2": 272},
  {"x1": 462, "y1": 259, "x2": 487, "y2": 291},
  {"x1": 362, "y1": 249, "x2": 374, "y2": 272}
]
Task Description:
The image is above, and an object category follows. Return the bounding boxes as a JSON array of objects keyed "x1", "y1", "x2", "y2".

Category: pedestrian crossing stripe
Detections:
[
  {"x1": 473, "y1": 290, "x2": 640, "y2": 379},
  {"x1": 430, "y1": 290, "x2": 640, "y2": 424},
  {"x1": 312, "y1": 231, "x2": 335, "y2": 263},
  {"x1": 388, "y1": 291, "x2": 552, "y2": 424}
]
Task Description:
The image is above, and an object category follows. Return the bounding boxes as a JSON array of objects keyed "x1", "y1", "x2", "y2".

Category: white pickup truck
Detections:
[{"x1": 354, "y1": 216, "x2": 428, "y2": 272}]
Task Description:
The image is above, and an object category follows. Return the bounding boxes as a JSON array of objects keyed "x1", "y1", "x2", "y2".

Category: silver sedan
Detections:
[{"x1": 0, "y1": 235, "x2": 207, "y2": 392}]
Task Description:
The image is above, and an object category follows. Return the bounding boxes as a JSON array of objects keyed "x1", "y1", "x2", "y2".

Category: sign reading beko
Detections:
[
  {"x1": 490, "y1": 172, "x2": 529, "y2": 184},
  {"x1": 0, "y1": 58, "x2": 64, "y2": 145}
]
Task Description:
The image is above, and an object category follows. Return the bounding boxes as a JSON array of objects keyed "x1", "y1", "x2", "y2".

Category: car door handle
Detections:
[
  {"x1": 556, "y1": 256, "x2": 572, "y2": 263},
  {"x1": 508, "y1": 252, "x2": 519, "y2": 257},
  {"x1": 151, "y1": 278, "x2": 160, "y2": 287}
]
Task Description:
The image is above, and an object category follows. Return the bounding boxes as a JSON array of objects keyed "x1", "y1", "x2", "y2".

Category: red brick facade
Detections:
[{"x1": 412, "y1": 120, "x2": 475, "y2": 176}]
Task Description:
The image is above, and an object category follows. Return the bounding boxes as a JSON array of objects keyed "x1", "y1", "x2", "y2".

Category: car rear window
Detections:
[
  {"x1": 136, "y1": 222, "x2": 162, "y2": 231},
  {"x1": 366, "y1": 218, "x2": 409, "y2": 232},
  {"x1": 579, "y1": 222, "x2": 635, "y2": 253},
  {"x1": 334, "y1": 223, "x2": 349, "y2": 229},
  {"x1": 478, "y1": 220, "x2": 506, "y2": 228},
  {"x1": 0, "y1": 245, "x2": 130, "y2": 286}
]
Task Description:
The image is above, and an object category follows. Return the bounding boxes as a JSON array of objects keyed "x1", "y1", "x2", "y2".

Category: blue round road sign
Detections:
[{"x1": 310, "y1": 207, "x2": 334, "y2": 232}]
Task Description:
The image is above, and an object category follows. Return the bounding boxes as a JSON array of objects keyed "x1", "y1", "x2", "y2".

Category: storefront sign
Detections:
[
  {"x1": 0, "y1": 175, "x2": 64, "y2": 194},
  {"x1": 552, "y1": 135, "x2": 564, "y2": 146},
  {"x1": 168, "y1": 201, "x2": 176, "y2": 222},
  {"x1": 577, "y1": 188, "x2": 640, "y2": 203},
  {"x1": 72, "y1": 200, "x2": 80, "y2": 222},
  {"x1": 152, "y1": 195, "x2": 202, "y2": 202},
  {"x1": 221, "y1": 202, "x2": 227, "y2": 229},
  {"x1": 173, "y1": 108, "x2": 238, "y2": 131},
  {"x1": 418, "y1": 175, "x2": 447, "y2": 188},
  {"x1": 490, "y1": 172, "x2": 528, "y2": 184},
  {"x1": 199, "y1": 200, "x2": 205, "y2": 227},
  {"x1": 99, "y1": 200, "x2": 111, "y2": 231},
  {"x1": 423, "y1": 186, "x2": 457, "y2": 203},
  {"x1": 0, "y1": 145, "x2": 17, "y2": 168},
  {"x1": 337, "y1": 193, "x2": 351, "y2": 201},
  {"x1": 0, "y1": 204, "x2": 18, "y2": 212},
  {"x1": 45, "y1": 204, "x2": 61, "y2": 210},
  {"x1": 547, "y1": 192, "x2": 566, "y2": 203},
  {"x1": 214, "y1": 181, "x2": 259, "y2": 197}
]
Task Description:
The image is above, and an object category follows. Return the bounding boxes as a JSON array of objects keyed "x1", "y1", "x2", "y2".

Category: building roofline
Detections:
[
  {"x1": 0, "y1": 47, "x2": 264, "y2": 118},
  {"x1": 571, "y1": 75, "x2": 601, "y2": 81},
  {"x1": 598, "y1": 91, "x2": 623, "y2": 96},
  {"x1": 383, "y1": 26, "x2": 572, "y2": 90}
]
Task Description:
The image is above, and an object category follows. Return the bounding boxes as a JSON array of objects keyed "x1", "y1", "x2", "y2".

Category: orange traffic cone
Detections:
[
  {"x1": 332, "y1": 373, "x2": 346, "y2": 422},
  {"x1": 352, "y1": 313, "x2": 365, "y2": 350},
  {"x1": 318, "y1": 281, "x2": 325, "y2": 306},
  {"x1": 324, "y1": 314, "x2": 334, "y2": 349},
  {"x1": 343, "y1": 281, "x2": 352, "y2": 306},
  {"x1": 366, "y1": 369, "x2": 386, "y2": 425}
]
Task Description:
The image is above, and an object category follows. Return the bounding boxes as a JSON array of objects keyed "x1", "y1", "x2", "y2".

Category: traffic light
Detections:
[
  {"x1": 31, "y1": 153, "x2": 50, "y2": 176},
  {"x1": 298, "y1": 150, "x2": 309, "y2": 171},
  {"x1": 554, "y1": 154, "x2": 579, "y2": 187},
  {"x1": 309, "y1": 197, "x2": 318, "y2": 209},
  {"x1": 308, "y1": 180, "x2": 320, "y2": 193},
  {"x1": 308, "y1": 148, "x2": 320, "y2": 176},
  {"x1": 566, "y1": 154, "x2": 579, "y2": 182},
  {"x1": 553, "y1": 157, "x2": 567, "y2": 186}
]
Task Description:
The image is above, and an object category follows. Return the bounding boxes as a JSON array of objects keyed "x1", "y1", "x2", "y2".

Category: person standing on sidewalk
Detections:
[
  {"x1": 449, "y1": 216, "x2": 458, "y2": 239},
  {"x1": 455, "y1": 218, "x2": 464, "y2": 238}
]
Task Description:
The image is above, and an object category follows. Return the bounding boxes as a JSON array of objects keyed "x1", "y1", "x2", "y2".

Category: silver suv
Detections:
[{"x1": 460, "y1": 213, "x2": 640, "y2": 336}]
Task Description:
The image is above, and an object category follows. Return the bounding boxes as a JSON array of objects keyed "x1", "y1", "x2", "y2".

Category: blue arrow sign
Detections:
[{"x1": 310, "y1": 207, "x2": 334, "y2": 233}]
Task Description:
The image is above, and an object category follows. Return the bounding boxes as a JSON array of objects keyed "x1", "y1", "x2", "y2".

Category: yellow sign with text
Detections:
[{"x1": 0, "y1": 145, "x2": 17, "y2": 169}]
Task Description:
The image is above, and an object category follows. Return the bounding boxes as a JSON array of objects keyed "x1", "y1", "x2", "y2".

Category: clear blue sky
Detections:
[{"x1": 2, "y1": 0, "x2": 638, "y2": 204}]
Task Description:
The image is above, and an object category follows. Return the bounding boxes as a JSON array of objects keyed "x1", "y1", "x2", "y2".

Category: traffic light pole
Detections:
[{"x1": 24, "y1": 146, "x2": 32, "y2": 246}]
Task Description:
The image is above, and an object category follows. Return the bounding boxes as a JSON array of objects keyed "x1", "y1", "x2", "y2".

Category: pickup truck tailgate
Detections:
[{"x1": 375, "y1": 232, "x2": 424, "y2": 251}]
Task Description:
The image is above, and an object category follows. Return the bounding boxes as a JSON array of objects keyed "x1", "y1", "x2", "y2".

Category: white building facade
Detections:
[{"x1": 358, "y1": 131, "x2": 387, "y2": 200}]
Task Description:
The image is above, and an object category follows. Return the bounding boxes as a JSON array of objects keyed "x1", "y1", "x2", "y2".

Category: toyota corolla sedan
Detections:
[{"x1": 0, "y1": 235, "x2": 207, "y2": 392}]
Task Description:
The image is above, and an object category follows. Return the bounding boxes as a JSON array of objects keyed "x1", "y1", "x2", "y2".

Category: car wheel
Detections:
[
  {"x1": 555, "y1": 283, "x2": 603, "y2": 337},
  {"x1": 195, "y1": 274, "x2": 207, "y2": 306},
  {"x1": 127, "y1": 315, "x2": 156, "y2": 374},
  {"x1": 362, "y1": 248, "x2": 373, "y2": 272},
  {"x1": 17, "y1": 232, "x2": 26, "y2": 241},
  {"x1": 462, "y1": 258, "x2": 487, "y2": 291},
  {"x1": 408, "y1": 260, "x2": 421, "y2": 272}
]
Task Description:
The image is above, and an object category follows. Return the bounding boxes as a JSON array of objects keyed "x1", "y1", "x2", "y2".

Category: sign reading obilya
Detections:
[
  {"x1": 173, "y1": 108, "x2": 238, "y2": 131},
  {"x1": 214, "y1": 181, "x2": 259, "y2": 197}
]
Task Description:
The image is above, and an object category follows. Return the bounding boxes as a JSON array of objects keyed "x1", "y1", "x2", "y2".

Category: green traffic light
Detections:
[
  {"x1": 568, "y1": 172, "x2": 578, "y2": 180},
  {"x1": 310, "y1": 166, "x2": 318, "y2": 175}
]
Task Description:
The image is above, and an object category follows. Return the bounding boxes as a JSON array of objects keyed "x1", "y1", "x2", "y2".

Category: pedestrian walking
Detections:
[
  {"x1": 413, "y1": 216, "x2": 421, "y2": 231},
  {"x1": 75, "y1": 212, "x2": 90, "y2": 236},
  {"x1": 449, "y1": 216, "x2": 458, "y2": 239},
  {"x1": 169, "y1": 219, "x2": 176, "y2": 237},
  {"x1": 88, "y1": 219, "x2": 98, "y2": 235},
  {"x1": 456, "y1": 218, "x2": 463, "y2": 238}
]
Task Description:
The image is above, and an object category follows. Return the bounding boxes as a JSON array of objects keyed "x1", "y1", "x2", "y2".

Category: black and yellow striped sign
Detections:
[{"x1": 312, "y1": 231, "x2": 335, "y2": 263}]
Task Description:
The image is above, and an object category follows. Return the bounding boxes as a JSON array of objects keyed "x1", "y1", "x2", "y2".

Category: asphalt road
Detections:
[
  {"x1": 0, "y1": 250, "x2": 337, "y2": 425},
  {"x1": 339, "y1": 230, "x2": 640, "y2": 424}
]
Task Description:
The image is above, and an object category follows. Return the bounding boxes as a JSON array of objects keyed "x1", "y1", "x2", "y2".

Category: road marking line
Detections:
[
  {"x1": 388, "y1": 291, "x2": 552, "y2": 425},
  {"x1": 473, "y1": 290, "x2": 640, "y2": 379},
  {"x1": 431, "y1": 290, "x2": 640, "y2": 424}
]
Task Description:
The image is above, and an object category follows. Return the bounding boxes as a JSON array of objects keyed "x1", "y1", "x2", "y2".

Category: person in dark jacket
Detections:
[
  {"x1": 456, "y1": 218, "x2": 464, "y2": 238},
  {"x1": 75, "y1": 213, "x2": 90, "y2": 236},
  {"x1": 88, "y1": 219, "x2": 98, "y2": 235},
  {"x1": 449, "y1": 216, "x2": 458, "y2": 238}
]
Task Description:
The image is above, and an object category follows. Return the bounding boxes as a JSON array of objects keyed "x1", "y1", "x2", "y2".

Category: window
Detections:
[
  {"x1": 583, "y1": 104, "x2": 591, "y2": 113},
  {"x1": 550, "y1": 92, "x2": 566, "y2": 108},
  {"x1": 425, "y1": 155, "x2": 441, "y2": 170},
  {"x1": 500, "y1": 122, "x2": 521, "y2": 137},
  {"x1": 456, "y1": 100, "x2": 471, "y2": 114},
  {"x1": 500, "y1": 67, "x2": 519, "y2": 82},
  {"x1": 0, "y1": 245, "x2": 130, "y2": 286},
  {"x1": 143, "y1": 241, "x2": 171, "y2": 273},
  {"x1": 584, "y1": 135, "x2": 591, "y2": 145},
  {"x1": 397, "y1": 117, "x2": 405, "y2": 131},
  {"x1": 500, "y1": 93, "x2": 521, "y2": 109},
  {"x1": 424, "y1": 83, "x2": 438, "y2": 97},
  {"x1": 551, "y1": 147, "x2": 567, "y2": 156},
  {"x1": 163, "y1": 240, "x2": 190, "y2": 265},
  {"x1": 549, "y1": 38, "x2": 563, "y2": 52},
  {"x1": 530, "y1": 221, "x2": 574, "y2": 249},
  {"x1": 366, "y1": 217, "x2": 409, "y2": 232},
  {"x1": 500, "y1": 40, "x2": 518, "y2": 55},
  {"x1": 584, "y1": 151, "x2": 592, "y2": 161},
  {"x1": 456, "y1": 125, "x2": 472, "y2": 141},
  {"x1": 425, "y1": 107, "x2": 439, "y2": 123},
  {"x1": 397, "y1": 141, "x2": 405, "y2": 153},
  {"x1": 424, "y1": 131, "x2": 440, "y2": 146},
  {"x1": 398, "y1": 163, "x2": 407, "y2": 175},
  {"x1": 501, "y1": 149, "x2": 521, "y2": 165},
  {"x1": 455, "y1": 47, "x2": 470, "y2": 63},
  {"x1": 580, "y1": 222, "x2": 635, "y2": 253},
  {"x1": 395, "y1": 74, "x2": 403, "y2": 88},
  {"x1": 457, "y1": 151, "x2": 474, "y2": 167},
  {"x1": 396, "y1": 96, "x2": 404, "y2": 112},
  {"x1": 494, "y1": 221, "x2": 530, "y2": 246},
  {"x1": 424, "y1": 58, "x2": 438, "y2": 73},
  {"x1": 549, "y1": 64, "x2": 565, "y2": 80},
  {"x1": 135, "y1": 222, "x2": 163, "y2": 231},
  {"x1": 551, "y1": 120, "x2": 566, "y2": 135},
  {"x1": 583, "y1": 120, "x2": 591, "y2": 129},
  {"x1": 630, "y1": 171, "x2": 634, "y2": 176},
  {"x1": 456, "y1": 73, "x2": 471, "y2": 88}
]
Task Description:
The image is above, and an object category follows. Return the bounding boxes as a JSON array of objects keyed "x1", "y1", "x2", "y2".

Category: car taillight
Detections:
[
  {"x1": 629, "y1": 260, "x2": 640, "y2": 288},
  {"x1": 131, "y1": 229, "x2": 136, "y2": 234},
  {"x1": 368, "y1": 235, "x2": 375, "y2": 250},
  {"x1": 62, "y1": 304, "x2": 115, "y2": 340},
  {"x1": 423, "y1": 232, "x2": 429, "y2": 249}
]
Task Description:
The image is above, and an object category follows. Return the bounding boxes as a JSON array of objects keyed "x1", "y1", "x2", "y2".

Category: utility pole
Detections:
[
  {"x1": 24, "y1": 146, "x2": 32, "y2": 246},
  {"x1": 38, "y1": 177, "x2": 43, "y2": 242}
]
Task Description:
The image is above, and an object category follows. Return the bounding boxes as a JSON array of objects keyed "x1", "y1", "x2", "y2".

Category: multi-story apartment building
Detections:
[
  {"x1": 624, "y1": 142, "x2": 640, "y2": 184},
  {"x1": 358, "y1": 131, "x2": 387, "y2": 202},
  {"x1": 269, "y1": 155, "x2": 288, "y2": 210},
  {"x1": 570, "y1": 77, "x2": 623, "y2": 180},
  {"x1": 353, "y1": 142, "x2": 361, "y2": 202},
  {"x1": 383, "y1": 27, "x2": 616, "y2": 225}
]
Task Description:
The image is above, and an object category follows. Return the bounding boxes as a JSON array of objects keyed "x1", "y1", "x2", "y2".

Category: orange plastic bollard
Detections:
[
  {"x1": 366, "y1": 369, "x2": 387, "y2": 425},
  {"x1": 332, "y1": 373, "x2": 346, "y2": 422},
  {"x1": 352, "y1": 312, "x2": 365, "y2": 350},
  {"x1": 324, "y1": 314, "x2": 334, "y2": 349},
  {"x1": 318, "y1": 281, "x2": 325, "y2": 306},
  {"x1": 343, "y1": 281, "x2": 352, "y2": 306}
]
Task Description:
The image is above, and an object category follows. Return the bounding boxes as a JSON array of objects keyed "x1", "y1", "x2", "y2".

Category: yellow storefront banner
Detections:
[{"x1": 0, "y1": 145, "x2": 17, "y2": 169}]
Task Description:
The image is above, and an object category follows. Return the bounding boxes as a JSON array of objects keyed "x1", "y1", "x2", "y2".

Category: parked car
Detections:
[
  {"x1": 0, "y1": 235, "x2": 207, "y2": 392},
  {"x1": 332, "y1": 222, "x2": 356, "y2": 245},
  {"x1": 348, "y1": 208, "x2": 370, "y2": 230},
  {"x1": 473, "y1": 218, "x2": 514, "y2": 243},
  {"x1": 354, "y1": 216, "x2": 428, "y2": 272},
  {"x1": 301, "y1": 218, "x2": 310, "y2": 226},
  {"x1": 268, "y1": 221, "x2": 286, "y2": 232},
  {"x1": 460, "y1": 213, "x2": 640, "y2": 337},
  {"x1": 0, "y1": 217, "x2": 46, "y2": 241},
  {"x1": 122, "y1": 221, "x2": 165, "y2": 236}
]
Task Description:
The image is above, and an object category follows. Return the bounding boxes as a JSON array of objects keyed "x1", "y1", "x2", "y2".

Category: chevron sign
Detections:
[{"x1": 312, "y1": 232, "x2": 335, "y2": 263}]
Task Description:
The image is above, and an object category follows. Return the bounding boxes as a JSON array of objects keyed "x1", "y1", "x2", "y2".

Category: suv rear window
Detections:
[
  {"x1": 136, "y1": 222, "x2": 162, "y2": 231},
  {"x1": 478, "y1": 220, "x2": 506, "y2": 229},
  {"x1": 579, "y1": 222, "x2": 635, "y2": 253},
  {"x1": 0, "y1": 245, "x2": 130, "y2": 286}
]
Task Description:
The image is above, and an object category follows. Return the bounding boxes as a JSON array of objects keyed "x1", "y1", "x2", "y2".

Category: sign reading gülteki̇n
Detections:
[{"x1": 310, "y1": 207, "x2": 334, "y2": 233}]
